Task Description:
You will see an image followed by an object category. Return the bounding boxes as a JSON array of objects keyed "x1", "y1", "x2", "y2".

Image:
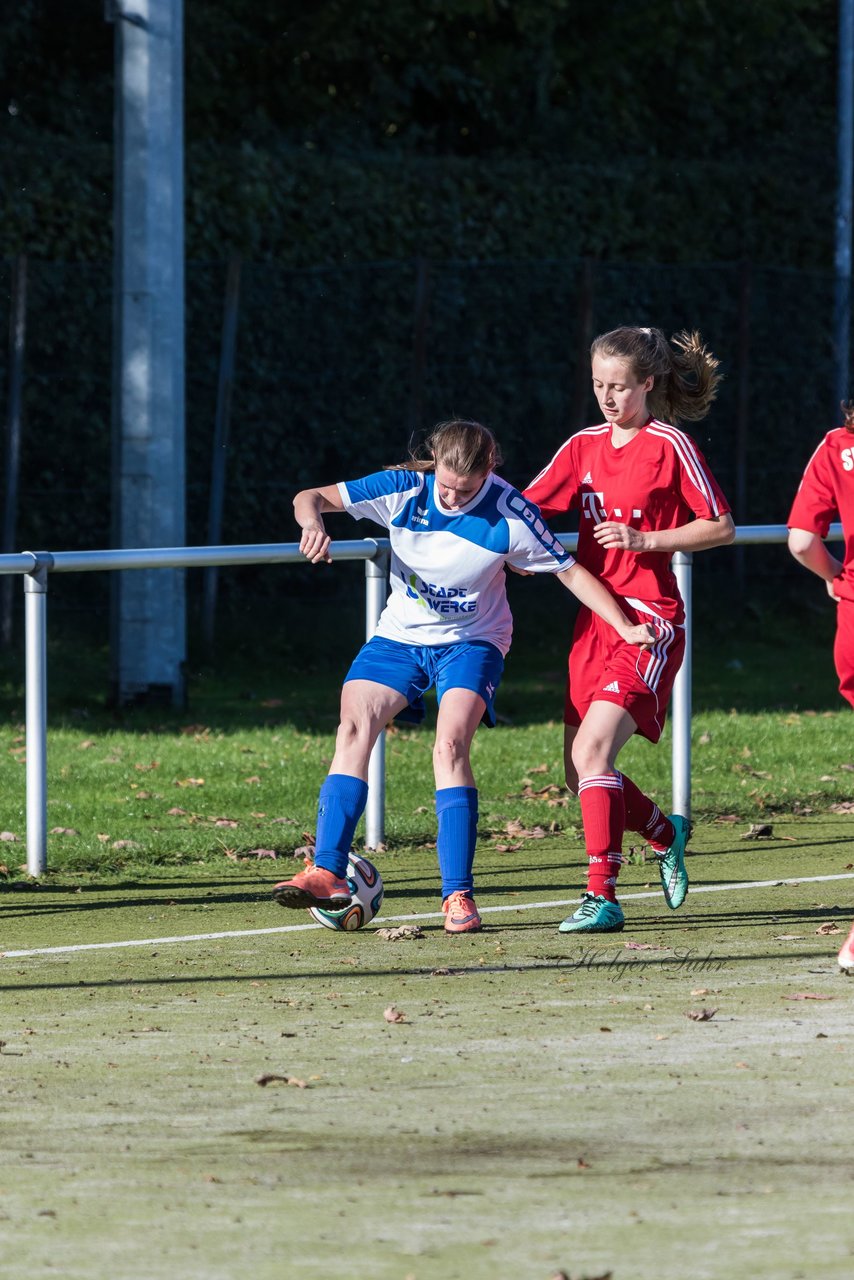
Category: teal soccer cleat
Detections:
[
  {"x1": 658, "y1": 814, "x2": 691, "y2": 909},
  {"x1": 558, "y1": 892, "x2": 625, "y2": 933}
]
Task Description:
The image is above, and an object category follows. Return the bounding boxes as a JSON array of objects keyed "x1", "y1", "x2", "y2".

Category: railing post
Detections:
[
  {"x1": 671, "y1": 552, "x2": 693, "y2": 821},
  {"x1": 23, "y1": 554, "x2": 52, "y2": 876},
  {"x1": 364, "y1": 543, "x2": 390, "y2": 849}
]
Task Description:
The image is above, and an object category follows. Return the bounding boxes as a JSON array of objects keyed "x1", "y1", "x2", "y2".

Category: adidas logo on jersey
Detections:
[
  {"x1": 602, "y1": 680, "x2": 620, "y2": 693},
  {"x1": 581, "y1": 471, "x2": 593, "y2": 485}
]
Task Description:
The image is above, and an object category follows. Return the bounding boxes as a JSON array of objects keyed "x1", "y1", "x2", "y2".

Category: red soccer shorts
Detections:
[
  {"x1": 833, "y1": 598, "x2": 854, "y2": 709},
  {"x1": 564, "y1": 605, "x2": 686, "y2": 744}
]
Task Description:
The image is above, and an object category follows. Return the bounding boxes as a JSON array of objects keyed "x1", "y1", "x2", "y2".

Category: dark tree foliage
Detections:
[{"x1": 1, "y1": 1, "x2": 837, "y2": 162}]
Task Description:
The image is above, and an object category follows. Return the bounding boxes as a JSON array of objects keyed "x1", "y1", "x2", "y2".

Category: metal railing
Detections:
[{"x1": 0, "y1": 523, "x2": 840, "y2": 877}]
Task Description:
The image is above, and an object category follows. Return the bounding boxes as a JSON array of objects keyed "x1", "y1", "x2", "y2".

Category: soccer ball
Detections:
[{"x1": 308, "y1": 855, "x2": 384, "y2": 931}]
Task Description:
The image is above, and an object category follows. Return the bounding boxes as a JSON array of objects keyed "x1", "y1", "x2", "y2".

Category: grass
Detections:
[{"x1": 1, "y1": 577, "x2": 854, "y2": 1278}]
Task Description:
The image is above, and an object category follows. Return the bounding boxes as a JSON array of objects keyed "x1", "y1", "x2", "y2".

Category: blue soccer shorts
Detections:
[{"x1": 344, "y1": 636, "x2": 505, "y2": 727}]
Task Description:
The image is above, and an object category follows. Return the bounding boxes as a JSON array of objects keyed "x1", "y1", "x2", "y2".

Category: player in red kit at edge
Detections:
[
  {"x1": 787, "y1": 404, "x2": 854, "y2": 975},
  {"x1": 523, "y1": 326, "x2": 735, "y2": 933}
]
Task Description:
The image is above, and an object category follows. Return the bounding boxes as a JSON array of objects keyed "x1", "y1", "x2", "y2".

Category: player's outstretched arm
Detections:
[
  {"x1": 556, "y1": 562, "x2": 655, "y2": 648},
  {"x1": 293, "y1": 484, "x2": 346, "y2": 564},
  {"x1": 788, "y1": 527, "x2": 844, "y2": 600}
]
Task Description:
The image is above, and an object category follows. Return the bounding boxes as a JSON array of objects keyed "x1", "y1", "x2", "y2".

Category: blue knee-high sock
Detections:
[
  {"x1": 313, "y1": 774, "x2": 369, "y2": 877},
  {"x1": 435, "y1": 786, "x2": 479, "y2": 898}
]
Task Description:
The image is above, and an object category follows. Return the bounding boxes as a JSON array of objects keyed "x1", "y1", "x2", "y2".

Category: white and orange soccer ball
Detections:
[{"x1": 308, "y1": 854, "x2": 384, "y2": 931}]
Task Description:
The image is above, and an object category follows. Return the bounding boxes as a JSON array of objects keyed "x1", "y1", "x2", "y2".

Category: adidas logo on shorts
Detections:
[{"x1": 602, "y1": 680, "x2": 620, "y2": 693}]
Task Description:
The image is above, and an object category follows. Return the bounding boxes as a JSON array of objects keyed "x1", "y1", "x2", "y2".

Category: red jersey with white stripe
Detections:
[
  {"x1": 523, "y1": 419, "x2": 731, "y2": 624},
  {"x1": 787, "y1": 427, "x2": 854, "y2": 603}
]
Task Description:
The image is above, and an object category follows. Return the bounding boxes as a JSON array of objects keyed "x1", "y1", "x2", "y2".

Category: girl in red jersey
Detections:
[
  {"x1": 787, "y1": 403, "x2": 854, "y2": 974},
  {"x1": 523, "y1": 326, "x2": 735, "y2": 933}
]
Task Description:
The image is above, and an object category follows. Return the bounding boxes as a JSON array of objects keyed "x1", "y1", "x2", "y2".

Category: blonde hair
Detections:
[
  {"x1": 591, "y1": 326, "x2": 722, "y2": 424},
  {"x1": 387, "y1": 419, "x2": 503, "y2": 474}
]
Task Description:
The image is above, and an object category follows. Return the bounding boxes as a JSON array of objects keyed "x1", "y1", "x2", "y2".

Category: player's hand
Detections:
[
  {"x1": 593, "y1": 520, "x2": 647, "y2": 552},
  {"x1": 505, "y1": 562, "x2": 534, "y2": 577},
  {"x1": 622, "y1": 621, "x2": 657, "y2": 649},
  {"x1": 299, "y1": 522, "x2": 333, "y2": 564},
  {"x1": 826, "y1": 578, "x2": 841, "y2": 603}
]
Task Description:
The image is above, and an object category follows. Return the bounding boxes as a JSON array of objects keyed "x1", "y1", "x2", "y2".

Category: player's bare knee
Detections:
[
  {"x1": 335, "y1": 715, "x2": 371, "y2": 755},
  {"x1": 570, "y1": 738, "x2": 608, "y2": 780},
  {"x1": 433, "y1": 734, "x2": 467, "y2": 773}
]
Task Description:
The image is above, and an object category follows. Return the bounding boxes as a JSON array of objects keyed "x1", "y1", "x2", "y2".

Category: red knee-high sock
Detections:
[
  {"x1": 619, "y1": 772, "x2": 674, "y2": 851},
  {"x1": 578, "y1": 772, "x2": 624, "y2": 902}
]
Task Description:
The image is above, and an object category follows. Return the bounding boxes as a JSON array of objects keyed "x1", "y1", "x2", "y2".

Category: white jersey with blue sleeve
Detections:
[{"x1": 337, "y1": 469, "x2": 574, "y2": 654}]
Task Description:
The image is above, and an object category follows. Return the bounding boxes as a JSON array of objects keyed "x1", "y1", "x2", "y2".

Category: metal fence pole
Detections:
[
  {"x1": 671, "y1": 552, "x2": 693, "y2": 820},
  {"x1": 24, "y1": 557, "x2": 51, "y2": 877},
  {"x1": 364, "y1": 545, "x2": 389, "y2": 849}
]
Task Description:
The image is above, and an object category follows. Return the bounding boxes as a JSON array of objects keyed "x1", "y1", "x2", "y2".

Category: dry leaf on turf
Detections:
[
  {"x1": 685, "y1": 1007, "x2": 718, "y2": 1021},
  {"x1": 383, "y1": 1006, "x2": 407, "y2": 1023},
  {"x1": 255, "y1": 1073, "x2": 308, "y2": 1088},
  {"x1": 375, "y1": 925, "x2": 424, "y2": 941},
  {"x1": 783, "y1": 992, "x2": 835, "y2": 1001},
  {"x1": 816, "y1": 922, "x2": 842, "y2": 935},
  {"x1": 741, "y1": 823, "x2": 773, "y2": 839}
]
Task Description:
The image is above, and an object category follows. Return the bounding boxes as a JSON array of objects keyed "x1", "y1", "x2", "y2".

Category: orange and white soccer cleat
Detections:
[
  {"x1": 837, "y1": 920, "x2": 854, "y2": 975},
  {"x1": 442, "y1": 890, "x2": 482, "y2": 934},
  {"x1": 272, "y1": 865, "x2": 351, "y2": 911}
]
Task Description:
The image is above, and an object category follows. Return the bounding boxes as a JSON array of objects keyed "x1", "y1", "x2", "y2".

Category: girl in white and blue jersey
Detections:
[{"x1": 273, "y1": 420, "x2": 655, "y2": 933}]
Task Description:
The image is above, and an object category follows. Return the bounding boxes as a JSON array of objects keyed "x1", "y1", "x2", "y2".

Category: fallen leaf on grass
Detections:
[
  {"x1": 623, "y1": 940, "x2": 667, "y2": 951},
  {"x1": 248, "y1": 848, "x2": 277, "y2": 859},
  {"x1": 213, "y1": 818, "x2": 239, "y2": 828},
  {"x1": 167, "y1": 807, "x2": 188, "y2": 816},
  {"x1": 816, "y1": 922, "x2": 842, "y2": 935},
  {"x1": 783, "y1": 992, "x2": 835, "y2": 1001},
  {"x1": 713, "y1": 813, "x2": 740, "y2": 824},
  {"x1": 0, "y1": 832, "x2": 19, "y2": 842},
  {"x1": 492, "y1": 842, "x2": 523, "y2": 852},
  {"x1": 383, "y1": 1005, "x2": 407, "y2": 1023},
  {"x1": 685, "y1": 1007, "x2": 718, "y2": 1021},
  {"x1": 175, "y1": 777, "x2": 204, "y2": 787},
  {"x1": 375, "y1": 925, "x2": 424, "y2": 941},
  {"x1": 741, "y1": 823, "x2": 773, "y2": 839},
  {"x1": 503, "y1": 819, "x2": 548, "y2": 840},
  {"x1": 49, "y1": 827, "x2": 79, "y2": 837},
  {"x1": 255, "y1": 1073, "x2": 308, "y2": 1088},
  {"x1": 112, "y1": 840, "x2": 141, "y2": 850},
  {"x1": 829, "y1": 800, "x2": 854, "y2": 814},
  {"x1": 774, "y1": 934, "x2": 804, "y2": 941}
]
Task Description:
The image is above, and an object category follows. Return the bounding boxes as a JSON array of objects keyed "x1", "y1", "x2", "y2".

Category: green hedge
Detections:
[{"x1": 1, "y1": 131, "x2": 835, "y2": 270}]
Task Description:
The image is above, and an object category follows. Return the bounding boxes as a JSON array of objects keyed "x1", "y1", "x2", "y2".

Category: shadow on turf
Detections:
[{"x1": 1, "y1": 942, "x2": 842, "y2": 995}]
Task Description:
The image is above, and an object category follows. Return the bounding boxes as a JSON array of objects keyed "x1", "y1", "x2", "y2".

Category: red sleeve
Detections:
[
  {"x1": 788, "y1": 436, "x2": 838, "y2": 538},
  {"x1": 654, "y1": 427, "x2": 731, "y2": 520},
  {"x1": 522, "y1": 438, "x2": 579, "y2": 518}
]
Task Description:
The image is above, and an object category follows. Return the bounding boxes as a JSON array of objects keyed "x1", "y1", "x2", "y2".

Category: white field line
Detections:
[{"x1": 3, "y1": 871, "x2": 854, "y2": 960}]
